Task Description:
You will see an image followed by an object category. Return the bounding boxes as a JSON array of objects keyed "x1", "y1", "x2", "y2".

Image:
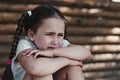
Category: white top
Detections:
[{"x1": 11, "y1": 37, "x2": 70, "y2": 80}]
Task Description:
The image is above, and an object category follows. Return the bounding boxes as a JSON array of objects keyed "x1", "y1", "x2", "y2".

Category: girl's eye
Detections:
[
  {"x1": 46, "y1": 34, "x2": 51, "y2": 35},
  {"x1": 58, "y1": 34, "x2": 64, "y2": 36},
  {"x1": 45, "y1": 33, "x2": 53, "y2": 35},
  {"x1": 58, "y1": 34, "x2": 64, "y2": 37}
]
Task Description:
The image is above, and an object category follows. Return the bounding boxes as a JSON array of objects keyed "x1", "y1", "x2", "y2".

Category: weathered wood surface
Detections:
[
  {"x1": 1, "y1": 3, "x2": 120, "y2": 19},
  {"x1": 1, "y1": 0, "x2": 120, "y2": 11},
  {"x1": 1, "y1": 12, "x2": 120, "y2": 27},
  {"x1": 0, "y1": 0, "x2": 120, "y2": 80}
]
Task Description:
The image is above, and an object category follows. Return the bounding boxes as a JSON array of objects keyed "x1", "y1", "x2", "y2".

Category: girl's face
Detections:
[{"x1": 28, "y1": 18, "x2": 65, "y2": 50}]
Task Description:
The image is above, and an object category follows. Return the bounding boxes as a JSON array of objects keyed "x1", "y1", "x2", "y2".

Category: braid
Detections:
[
  {"x1": 10, "y1": 14, "x2": 25, "y2": 59},
  {"x1": 2, "y1": 13, "x2": 28, "y2": 80}
]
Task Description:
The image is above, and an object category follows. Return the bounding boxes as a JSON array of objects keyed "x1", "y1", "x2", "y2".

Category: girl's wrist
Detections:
[
  {"x1": 47, "y1": 49, "x2": 54, "y2": 57},
  {"x1": 51, "y1": 49, "x2": 54, "y2": 57}
]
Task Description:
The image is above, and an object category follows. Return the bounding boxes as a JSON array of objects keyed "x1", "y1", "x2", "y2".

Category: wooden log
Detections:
[
  {"x1": 0, "y1": 57, "x2": 8, "y2": 66},
  {"x1": 0, "y1": 3, "x2": 37, "y2": 12},
  {"x1": 84, "y1": 70, "x2": 120, "y2": 78},
  {"x1": 0, "y1": 35, "x2": 25, "y2": 44},
  {"x1": 0, "y1": 49, "x2": 10, "y2": 55},
  {"x1": 66, "y1": 16, "x2": 120, "y2": 26},
  {"x1": 1, "y1": 0, "x2": 120, "y2": 11},
  {"x1": 83, "y1": 62, "x2": 120, "y2": 71},
  {"x1": 1, "y1": 12, "x2": 120, "y2": 27},
  {"x1": 67, "y1": 26, "x2": 120, "y2": 36},
  {"x1": 0, "y1": 13, "x2": 20, "y2": 23},
  {"x1": 86, "y1": 77, "x2": 120, "y2": 80},
  {"x1": 68, "y1": 35, "x2": 120, "y2": 45},
  {"x1": 1, "y1": 3, "x2": 120, "y2": 19},
  {"x1": 84, "y1": 53, "x2": 120, "y2": 63},
  {"x1": 0, "y1": 24, "x2": 16, "y2": 34},
  {"x1": 58, "y1": 6, "x2": 120, "y2": 19},
  {"x1": 0, "y1": 67, "x2": 5, "y2": 77},
  {"x1": 0, "y1": 0, "x2": 82, "y2": 8},
  {"x1": 85, "y1": 59, "x2": 120, "y2": 63},
  {"x1": 91, "y1": 53, "x2": 120, "y2": 61},
  {"x1": 0, "y1": 35, "x2": 13, "y2": 44},
  {"x1": 84, "y1": 44, "x2": 120, "y2": 53}
]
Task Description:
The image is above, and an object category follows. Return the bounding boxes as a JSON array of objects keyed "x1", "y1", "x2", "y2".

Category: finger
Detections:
[
  {"x1": 22, "y1": 48, "x2": 33, "y2": 55},
  {"x1": 78, "y1": 62, "x2": 83, "y2": 68},
  {"x1": 27, "y1": 50, "x2": 39, "y2": 56},
  {"x1": 33, "y1": 52, "x2": 39, "y2": 58}
]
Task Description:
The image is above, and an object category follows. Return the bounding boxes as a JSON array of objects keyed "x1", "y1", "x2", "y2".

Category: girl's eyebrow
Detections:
[
  {"x1": 45, "y1": 32, "x2": 55, "y2": 34},
  {"x1": 45, "y1": 32, "x2": 64, "y2": 34}
]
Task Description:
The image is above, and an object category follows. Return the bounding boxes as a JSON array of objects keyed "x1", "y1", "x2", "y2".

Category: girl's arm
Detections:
[
  {"x1": 53, "y1": 44, "x2": 92, "y2": 61},
  {"x1": 25, "y1": 44, "x2": 92, "y2": 61},
  {"x1": 17, "y1": 51, "x2": 82, "y2": 77}
]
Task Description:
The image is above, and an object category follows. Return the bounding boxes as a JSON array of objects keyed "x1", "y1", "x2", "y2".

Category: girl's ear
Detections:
[{"x1": 27, "y1": 29, "x2": 35, "y2": 41}]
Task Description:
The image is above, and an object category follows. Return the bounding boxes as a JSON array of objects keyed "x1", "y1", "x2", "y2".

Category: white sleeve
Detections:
[
  {"x1": 62, "y1": 39, "x2": 70, "y2": 47},
  {"x1": 16, "y1": 39, "x2": 33, "y2": 56}
]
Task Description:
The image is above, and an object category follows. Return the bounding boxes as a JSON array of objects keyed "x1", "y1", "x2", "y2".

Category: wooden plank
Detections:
[
  {"x1": 0, "y1": 24, "x2": 16, "y2": 34},
  {"x1": 68, "y1": 35, "x2": 120, "y2": 45},
  {"x1": 58, "y1": 6, "x2": 120, "y2": 19},
  {"x1": 0, "y1": 67, "x2": 5, "y2": 77},
  {"x1": 84, "y1": 44, "x2": 120, "y2": 53},
  {"x1": 84, "y1": 53, "x2": 120, "y2": 63},
  {"x1": 86, "y1": 77, "x2": 120, "y2": 80},
  {"x1": 84, "y1": 70, "x2": 120, "y2": 78},
  {"x1": 0, "y1": 49, "x2": 10, "y2": 55},
  {"x1": 83, "y1": 62, "x2": 120, "y2": 71},
  {"x1": 1, "y1": 3, "x2": 120, "y2": 19},
  {"x1": 0, "y1": 35, "x2": 25, "y2": 44},
  {"x1": 0, "y1": 3, "x2": 37, "y2": 12},
  {"x1": 1, "y1": 12, "x2": 120, "y2": 26},
  {"x1": 0, "y1": 56, "x2": 8, "y2": 66},
  {"x1": 0, "y1": 13, "x2": 20, "y2": 23},
  {"x1": 66, "y1": 16, "x2": 120, "y2": 26},
  {"x1": 0, "y1": 35, "x2": 13, "y2": 44},
  {"x1": 1, "y1": 0, "x2": 120, "y2": 11},
  {"x1": 67, "y1": 26, "x2": 120, "y2": 36},
  {"x1": 91, "y1": 53, "x2": 120, "y2": 61}
]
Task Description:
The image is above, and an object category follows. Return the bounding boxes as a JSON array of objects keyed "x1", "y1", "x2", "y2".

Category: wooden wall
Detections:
[{"x1": 0, "y1": 0, "x2": 120, "y2": 80}]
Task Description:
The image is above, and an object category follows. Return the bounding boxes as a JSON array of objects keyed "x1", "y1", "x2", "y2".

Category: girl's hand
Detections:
[
  {"x1": 22, "y1": 48, "x2": 53, "y2": 58},
  {"x1": 67, "y1": 59, "x2": 83, "y2": 68}
]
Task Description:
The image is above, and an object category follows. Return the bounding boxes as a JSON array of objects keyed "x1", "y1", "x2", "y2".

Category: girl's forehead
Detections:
[{"x1": 38, "y1": 18, "x2": 65, "y2": 32}]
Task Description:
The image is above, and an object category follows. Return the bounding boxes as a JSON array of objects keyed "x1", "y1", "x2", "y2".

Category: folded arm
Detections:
[
  {"x1": 17, "y1": 51, "x2": 82, "y2": 77},
  {"x1": 53, "y1": 44, "x2": 92, "y2": 61}
]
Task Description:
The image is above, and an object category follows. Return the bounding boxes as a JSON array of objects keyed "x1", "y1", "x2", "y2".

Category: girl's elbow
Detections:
[
  {"x1": 28, "y1": 66, "x2": 52, "y2": 77},
  {"x1": 27, "y1": 66, "x2": 43, "y2": 77},
  {"x1": 27, "y1": 66, "x2": 38, "y2": 76},
  {"x1": 79, "y1": 46, "x2": 92, "y2": 59},
  {"x1": 85, "y1": 49, "x2": 92, "y2": 59}
]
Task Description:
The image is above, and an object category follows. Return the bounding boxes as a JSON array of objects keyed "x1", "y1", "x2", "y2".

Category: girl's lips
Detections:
[
  {"x1": 47, "y1": 47, "x2": 55, "y2": 50},
  {"x1": 47, "y1": 47, "x2": 58, "y2": 50}
]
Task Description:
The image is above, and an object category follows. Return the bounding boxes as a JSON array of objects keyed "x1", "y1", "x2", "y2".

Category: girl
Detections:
[{"x1": 2, "y1": 5, "x2": 92, "y2": 80}]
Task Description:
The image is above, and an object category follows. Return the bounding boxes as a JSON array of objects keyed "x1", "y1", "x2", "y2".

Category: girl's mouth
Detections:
[{"x1": 47, "y1": 47, "x2": 55, "y2": 50}]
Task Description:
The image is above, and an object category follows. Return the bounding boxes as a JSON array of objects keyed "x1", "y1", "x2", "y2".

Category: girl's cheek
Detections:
[{"x1": 59, "y1": 40, "x2": 63, "y2": 47}]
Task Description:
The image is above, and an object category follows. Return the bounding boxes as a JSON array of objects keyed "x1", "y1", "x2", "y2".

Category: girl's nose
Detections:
[{"x1": 52, "y1": 37, "x2": 58, "y2": 46}]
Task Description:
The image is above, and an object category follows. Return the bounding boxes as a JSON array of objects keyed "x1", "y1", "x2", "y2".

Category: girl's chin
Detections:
[
  {"x1": 46, "y1": 47, "x2": 54, "y2": 50},
  {"x1": 39, "y1": 48, "x2": 53, "y2": 51}
]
